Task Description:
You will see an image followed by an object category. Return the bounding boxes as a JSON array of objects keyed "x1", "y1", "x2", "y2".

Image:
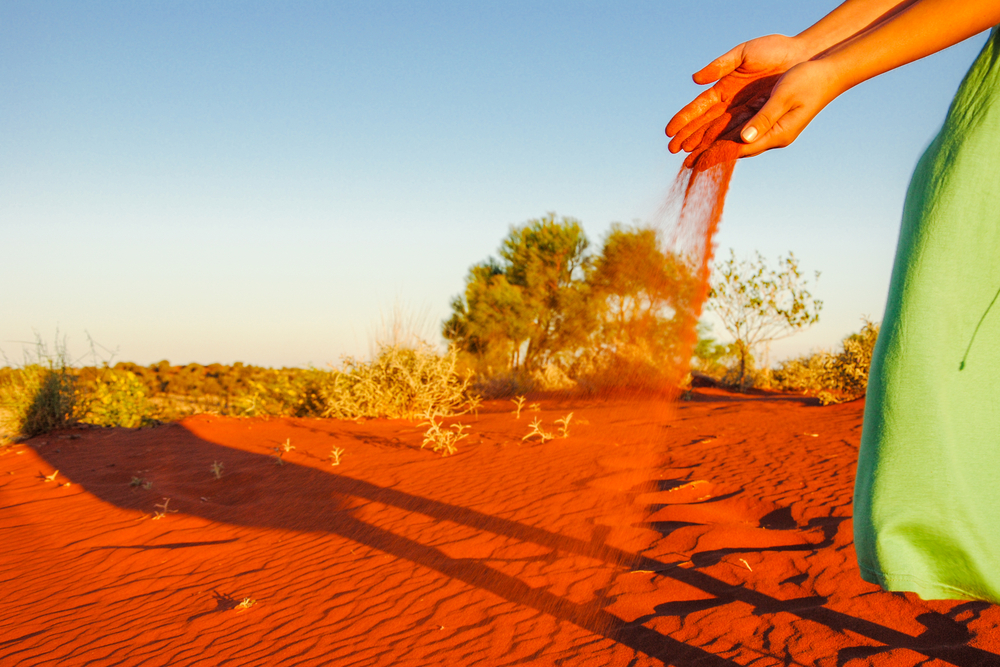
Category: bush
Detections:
[
  {"x1": 75, "y1": 368, "x2": 154, "y2": 428},
  {"x1": 0, "y1": 364, "x2": 77, "y2": 441},
  {"x1": 322, "y1": 343, "x2": 473, "y2": 420},
  {"x1": 773, "y1": 320, "x2": 880, "y2": 404},
  {"x1": 227, "y1": 368, "x2": 328, "y2": 418},
  {"x1": 1, "y1": 338, "x2": 477, "y2": 433},
  {"x1": 471, "y1": 369, "x2": 534, "y2": 399}
]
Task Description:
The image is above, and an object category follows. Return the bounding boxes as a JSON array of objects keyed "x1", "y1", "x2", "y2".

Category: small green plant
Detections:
[
  {"x1": 42, "y1": 469, "x2": 59, "y2": 483},
  {"x1": 528, "y1": 402, "x2": 541, "y2": 413},
  {"x1": 522, "y1": 417, "x2": 554, "y2": 443},
  {"x1": 130, "y1": 475, "x2": 152, "y2": 489},
  {"x1": 329, "y1": 446, "x2": 345, "y2": 466},
  {"x1": 511, "y1": 396, "x2": 526, "y2": 419},
  {"x1": 210, "y1": 461, "x2": 224, "y2": 479},
  {"x1": 420, "y1": 415, "x2": 469, "y2": 456},
  {"x1": 271, "y1": 442, "x2": 292, "y2": 465},
  {"x1": 555, "y1": 413, "x2": 573, "y2": 438},
  {"x1": 236, "y1": 597, "x2": 256, "y2": 610}
]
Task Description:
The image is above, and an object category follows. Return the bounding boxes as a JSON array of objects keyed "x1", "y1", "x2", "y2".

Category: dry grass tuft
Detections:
[
  {"x1": 522, "y1": 418, "x2": 554, "y2": 443},
  {"x1": 555, "y1": 413, "x2": 573, "y2": 438},
  {"x1": 420, "y1": 414, "x2": 469, "y2": 456},
  {"x1": 322, "y1": 343, "x2": 473, "y2": 421}
]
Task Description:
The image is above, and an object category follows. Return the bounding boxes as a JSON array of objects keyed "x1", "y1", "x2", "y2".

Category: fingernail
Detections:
[{"x1": 741, "y1": 126, "x2": 758, "y2": 142}]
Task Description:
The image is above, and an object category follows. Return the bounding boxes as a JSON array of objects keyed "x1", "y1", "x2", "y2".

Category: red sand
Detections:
[{"x1": 3, "y1": 391, "x2": 998, "y2": 665}]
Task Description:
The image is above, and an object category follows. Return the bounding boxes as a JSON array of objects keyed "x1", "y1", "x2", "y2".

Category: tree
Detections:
[
  {"x1": 586, "y1": 224, "x2": 699, "y2": 385},
  {"x1": 708, "y1": 249, "x2": 822, "y2": 389},
  {"x1": 444, "y1": 214, "x2": 592, "y2": 373}
]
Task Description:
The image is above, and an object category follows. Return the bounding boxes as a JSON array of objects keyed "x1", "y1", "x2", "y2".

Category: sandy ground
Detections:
[{"x1": 1, "y1": 389, "x2": 998, "y2": 666}]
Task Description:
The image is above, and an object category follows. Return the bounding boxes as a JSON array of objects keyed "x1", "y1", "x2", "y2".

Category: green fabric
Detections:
[{"x1": 854, "y1": 27, "x2": 1000, "y2": 602}]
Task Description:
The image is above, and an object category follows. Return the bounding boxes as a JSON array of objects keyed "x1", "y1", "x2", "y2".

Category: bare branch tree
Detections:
[{"x1": 709, "y1": 250, "x2": 822, "y2": 389}]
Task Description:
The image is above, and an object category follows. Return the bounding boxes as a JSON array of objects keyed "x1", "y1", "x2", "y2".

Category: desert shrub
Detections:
[
  {"x1": 75, "y1": 367, "x2": 155, "y2": 428},
  {"x1": 719, "y1": 343, "x2": 773, "y2": 390},
  {"x1": 0, "y1": 364, "x2": 77, "y2": 440},
  {"x1": 531, "y1": 363, "x2": 577, "y2": 392},
  {"x1": 471, "y1": 369, "x2": 534, "y2": 399},
  {"x1": 774, "y1": 320, "x2": 880, "y2": 404},
  {"x1": 87, "y1": 361, "x2": 329, "y2": 420},
  {"x1": 1, "y1": 337, "x2": 475, "y2": 430},
  {"x1": 573, "y1": 345, "x2": 679, "y2": 395},
  {"x1": 322, "y1": 343, "x2": 472, "y2": 420},
  {"x1": 228, "y1": 368, "x2": 328, "y2": 418}
]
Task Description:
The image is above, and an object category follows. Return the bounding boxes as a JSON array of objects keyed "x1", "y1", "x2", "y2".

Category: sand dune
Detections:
[{"x1": 1, "y1": 389, "x2": 997, "y2": 666}]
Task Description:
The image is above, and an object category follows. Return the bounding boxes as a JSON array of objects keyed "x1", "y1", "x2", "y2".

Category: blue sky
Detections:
[{"x1": 2, "y1": 1, "x2": 990, "y2": 367}]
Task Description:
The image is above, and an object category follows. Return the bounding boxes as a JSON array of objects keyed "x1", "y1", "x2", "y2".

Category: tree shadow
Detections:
[{"x1": 30, "y1": 423, "x2": 999, "y2": 666}]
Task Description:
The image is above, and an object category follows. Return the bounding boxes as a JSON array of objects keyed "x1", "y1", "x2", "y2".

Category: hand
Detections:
[
  {"x1": 666, "y1": 34, "x2": 812, "y2": 155},
  {"x1": 736, "y1": 59, "x2": 842, "y2": 158}
]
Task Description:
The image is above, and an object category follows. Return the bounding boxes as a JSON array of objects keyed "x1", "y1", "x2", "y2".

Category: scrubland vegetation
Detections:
[
  {"x1": 1, "y1": 214, "x2": 878, "y2": 446},
  {"x1": 0, "y1": 342, "x2": 476, "y2": 445}
]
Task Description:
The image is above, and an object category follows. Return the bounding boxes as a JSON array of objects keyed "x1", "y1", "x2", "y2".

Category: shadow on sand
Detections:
[{"x1": 31, "y1": 419, "x2": 997, "y2": 667}]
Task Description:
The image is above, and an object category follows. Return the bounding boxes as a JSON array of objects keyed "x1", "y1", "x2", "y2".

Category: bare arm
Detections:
[
  {"x1": 740, "y1": 0, "x2": 1000, "y2": 154},
  {"x1": 667, "y1": 0, "x2": 919, "y2": 148},
  {"x1": 795, "y1": 0, "x2": 920, "y2": 60}
]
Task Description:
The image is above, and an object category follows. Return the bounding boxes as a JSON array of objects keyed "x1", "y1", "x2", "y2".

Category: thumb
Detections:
[
  {"x1": 739, "y1": 95, "x2": 787, "y2": 144},
  {"x1": 692, "y1": 44, "x2": 743, "y2": 85}
]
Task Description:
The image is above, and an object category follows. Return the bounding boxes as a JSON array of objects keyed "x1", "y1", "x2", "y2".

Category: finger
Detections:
[
  {"x1": 737, "y1": 106, "x2": 805, "y2": 158},
  {"x1": 665, "y1": 87, "x2": 722, "y2": 138},
  {"x1": 692, "y1": 44, "x2": 744, "y2": 85},
  {"x1": 694, "y1": 113, "x2": 731, "y2": 150},
  {"x1": 681, "y1": 114, "x2": 731, "y2": 168},
  {"x1": 669, "y1": 101, "x2": 727, "y2": 153},
  {"x1": 680, "y1": 121, "x2": 711, "y2": 153},
  {"x1": 737, "y1": 92, "x2": 790, "y2": 144}
]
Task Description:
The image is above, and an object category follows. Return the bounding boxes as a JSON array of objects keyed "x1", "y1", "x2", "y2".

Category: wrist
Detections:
[
  {"x1": 791, "y1": 29, "x2": 828, "y2": 60},
  {"x1": 810, "y1": 49, "x2": 864, "y2": 97}
]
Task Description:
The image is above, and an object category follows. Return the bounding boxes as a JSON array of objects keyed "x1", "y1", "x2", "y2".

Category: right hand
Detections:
[
  {"x1": 665, "y1": 34, "x2": 813, "y2": 155},
  {"x1": 734, "y1": 58, "x2": 843, "y2": 158}
]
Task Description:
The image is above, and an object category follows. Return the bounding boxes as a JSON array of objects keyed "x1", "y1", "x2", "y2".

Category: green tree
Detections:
[
  {"x1": 709, "y1": 249, "x2": 822, "y2": 389},
  {"x1": 444, "y1": 214, "x2": 592, "y2": 372}
]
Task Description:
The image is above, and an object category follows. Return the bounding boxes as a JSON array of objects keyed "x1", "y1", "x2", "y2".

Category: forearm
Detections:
[
  {"x1": 818, "y1": 0, "x2": 1000, "y2": 95},
  {"x1": 794, "y1": 0, "x2": 920, "y2": 57}
]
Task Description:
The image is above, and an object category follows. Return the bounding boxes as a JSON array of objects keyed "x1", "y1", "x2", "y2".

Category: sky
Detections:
[{"x1": 1, "y1": 1, "x2": 991, "y2": 368}]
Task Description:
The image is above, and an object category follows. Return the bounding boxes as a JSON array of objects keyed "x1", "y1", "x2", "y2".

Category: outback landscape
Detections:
[
  {"x1": 3, "y1": 388, "x2": 1000, "y2": 665},
  {"x1": 3, "y1": 212, "x2": 997, "y2": 665},
  {"x1": 8, "y1": 2, "x2": 996, "y2": 664}
]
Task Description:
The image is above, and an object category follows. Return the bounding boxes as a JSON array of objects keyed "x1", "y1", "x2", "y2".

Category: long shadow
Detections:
[{"x1": 29, "y1": 424, "x2": 999, "y2": 667}]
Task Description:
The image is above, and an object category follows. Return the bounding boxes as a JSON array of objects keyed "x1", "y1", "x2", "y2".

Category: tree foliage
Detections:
[
  {"x1": 444, "y1": 214, "x2": 592, "y2": 373},
  {"x1": 444, "y1": 215, "x2": 701, "y2": 391},
  {"x1": 709, "y1": 250, "x2": 822, "y2": 389},
  {"x1": 585, "y1": 224, "x2": 698, "y2": 387}
]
